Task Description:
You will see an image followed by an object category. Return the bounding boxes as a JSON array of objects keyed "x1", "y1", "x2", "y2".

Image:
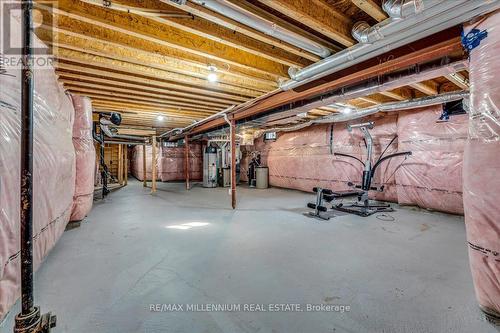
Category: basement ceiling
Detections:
[{"x1": 34, "y1": 0, "x2": 469, "y2": 134}]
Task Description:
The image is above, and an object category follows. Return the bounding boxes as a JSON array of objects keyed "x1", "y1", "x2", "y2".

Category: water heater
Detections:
[{"x1": 203, "y1": 145, "x2": 218, "y2": 188}]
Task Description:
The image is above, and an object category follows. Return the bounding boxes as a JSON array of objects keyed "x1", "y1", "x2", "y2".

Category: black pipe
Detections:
[
  {"x1": 19, "y1": 0, "x2": 34, "y2": 315},
  {"x1": 15, "y1": 3, "x2": 57, "y2": 331}
]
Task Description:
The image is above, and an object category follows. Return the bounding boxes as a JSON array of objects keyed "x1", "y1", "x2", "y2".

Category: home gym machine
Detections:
[{"x1": 307, "y1": 121, "x2": 412, "y2": 219}]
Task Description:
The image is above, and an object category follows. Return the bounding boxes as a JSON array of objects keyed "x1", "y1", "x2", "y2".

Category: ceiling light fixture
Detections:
[
  {"x1": 342, "y1": 107, "x2": 352, "y2": 114},
  {"x1": 207, "y1": 65, "x2": 218, "y2": 83},
  {"x1": 157, "y1": 114, "x2": 165, "y2": 121}
]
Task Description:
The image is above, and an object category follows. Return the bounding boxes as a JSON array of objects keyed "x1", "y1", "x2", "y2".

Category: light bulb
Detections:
[
  {"x1": 207, "y1": 72, "x2": 218, "y2": 82},
  {"x1": 157, "y1": 115, "x2": 165, "y2": 121}
]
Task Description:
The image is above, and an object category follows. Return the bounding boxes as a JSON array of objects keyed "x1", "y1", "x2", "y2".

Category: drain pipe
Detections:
[
  {"x1": 282, "y1": 0, "x2": 500, "y2": 90},
  {"x1": 190, "y1": 0, "x2": 331, "y2": 58},
  {"x1": 253, "y1": 91, "x2": 468, "y2": 137},
  {"x1": 15, "y1": 1, "x2": 57, "y2": 331}
]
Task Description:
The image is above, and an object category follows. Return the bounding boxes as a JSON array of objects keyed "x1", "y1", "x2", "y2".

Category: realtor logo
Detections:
[{"x1": 0, "y1": 1, "x2": 55, "y2": 68}]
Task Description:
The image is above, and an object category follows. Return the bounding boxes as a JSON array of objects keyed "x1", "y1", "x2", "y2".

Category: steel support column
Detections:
[
  {"x1": 142, "y1": 144, "x2": 147, "y2": 187},
  {"x1": 230, "y1": 118, "x2": 236, "y2": 209},
  {"x1": 185, "y1": 135, "x2": 190, "y2": 190}
]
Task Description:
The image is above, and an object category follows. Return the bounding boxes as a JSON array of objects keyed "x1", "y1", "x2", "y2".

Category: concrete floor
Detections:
[{"x1": 1, "y1": 179, "x2": 497, "y2": 333}]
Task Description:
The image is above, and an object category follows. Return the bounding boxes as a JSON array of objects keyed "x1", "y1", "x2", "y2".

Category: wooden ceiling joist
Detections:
[
  {"x1": 56, "y1": 74, "x2": 241, "y2": 105},
  {"x1": 350, "y1": 0, "x2": 388, "y2": 22},
  {"x1": 51, "y1": 49, "x2": 266, "y2": 98},
  {"x1": 38, "y1": 1, "x2": 290, "y2": 78},
  {"x1": 409, "y1": 81, "x2": 439, "y2": 95},
  {"x1": 379, "y1": 89, "x2": 407, "y2": 101},
  {"x1": 445, "y1": 73, "x2": 470, "y2": 90},
  {"x1": 61, "y1": 82, "x2": 231, "y2": 109},
  {"x1": 91, "y1": 100, "x2": 213, "y2": 116},
  {"x1": 160, "y1": 0, "x2": 322, "y2": 62},
  {"x1": 65, "y1": 87, "x2": 222, "y2": 112},
  {"x1": 37, "y1": 28, "x2": 278, "y2": 92},
  {"x1": 36, "y1": 17, "x2": 280, "y2": 85},
  {"x1": 80, "y1": 0, "x2": 313, "y2": 67},
  {"x1": 182, "y1": 35, "x2": 463, "y2": 137},
  {"x1": 257, "y1": 0, "x2": 355, "y2": 47},
  {"x1": 87, "y1": 95, "x2": 217, "y2": 115},
  {"x1": 54, "y1": 62, "x2": 250, "y2": 102}
]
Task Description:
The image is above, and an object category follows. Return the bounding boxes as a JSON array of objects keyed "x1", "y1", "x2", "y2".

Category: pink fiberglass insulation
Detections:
[
  {"x1": 396, "y1": 105, "x2": 468, "y2": 214},
  {"x1": 463, "y1": 13, "x2": 500, "y2": 318},
  {"x1": 0, "y1": 18, "x2": 76, "y2": 320},
  {"x1": 247, "y1": 108, "x2": 466, "y2": 213},
  {"x1": 160, "y1": 144, "x2": 202, "y2": 181},
  {"x1": 130, "y1": 145, "x2": 160, "y2": 181},
  {"x1": 70, "y1": 95, "x2": 95, "y2": 221},
  {"x1": 252, "y1": 114, "x2": 400, "y2": 200}
]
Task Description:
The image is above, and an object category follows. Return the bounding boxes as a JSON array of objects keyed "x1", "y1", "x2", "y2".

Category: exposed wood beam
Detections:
[
  {"x1": 357, "y1": 96, "x2": 380, "y2": 105},
  {"x1": 159, "y1": 0, "x2": 321, "y2": 61},
  {"x1": 445, "y1": 73, "x2": 470, "y2": 90},
  {"x1": 91, "y1": 101, "x2": 213, "y2": 117},
  {"x1": 117, "y1": 128, "x2": 157, "y2": 136},
  {"x1": 80, "y1": 0, "x2": 312, "y2": 68},
  {"x1": 351, "y1": 0, "x2": 388, "y2": 22},
  {"x1": 37, "y1": 0, "x2": 290, "y2": 78},
  {"x1": 87, "y1": 95, "x2": 217, "y2": 115},
  {"x1": 35, "y1": 17, "x2": 279, "y2": 85},
  {"x1": 257, "y1": 0, "x2": 355, "y2": 47},
  {"x1": 54, "y1": 62, "x2": 251, "y2": 102},
  {"x1": 37, "y1": 28, "x2": 277, "y2": 92},
  {"x1": 56, "y1": 74, "x2": 242, "y2": 105},
  {"x1": 379, "y1": 90, "x2": 406, "y2": 101},
  {"x1": 183, "y1": 36, "x2": 463, "y2": 137},
  {"x1": 62, "y1": 81, "x2": 231, "y2": 109},
  {"x1": 409, "y1": 81, "x2": 439, "y2": 95},
  {"x1": 51, "y1": 49, "x2": 265, "y2": 97},
  {"x1": 66, "y1": 87, "x2": 222, "y2": 112},
  {"x1": 226, "y1": 0, "x2": 341, "y2": 52}
]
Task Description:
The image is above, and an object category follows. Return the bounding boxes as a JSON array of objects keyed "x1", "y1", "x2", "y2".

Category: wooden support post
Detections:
[
  {"x1": 151, "y1": 136, "x2": 157, "y2": 193},
  {"x1": 230, "y1": 118, "x2": 236, "y2": 209},
  {"x1": 118, "y1": 144, "x2": 123, "y2": 185},
  {"x1": 185, "y1": 135, "x2": 190, "y2": 190},
  {"x1": 142, "y1": 144, "x2": 147, "y2": 187},
  {"x1": 124, "y1": 145, "x2": 128, "y2": 185}
]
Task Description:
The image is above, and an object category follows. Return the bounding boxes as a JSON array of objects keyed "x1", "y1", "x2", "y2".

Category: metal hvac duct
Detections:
[
  {"x1": 253, "y1": 91, "x2": 469, "y2": 137},
  {"x1": 282, "y1": 0, "x2": 500, "y2": 90},
  {"x1": 351, "y1": 21, "x2": 372, "y2": 43},
  {"x1": 99, "y1": 118, "x2": 148, "y2": 142},
  {"x1": 382, "y1": 0, "x2": 431, "y2": 19},
  {"x1": 190, "y1": 0, "x2": 331, "y2": 58}
]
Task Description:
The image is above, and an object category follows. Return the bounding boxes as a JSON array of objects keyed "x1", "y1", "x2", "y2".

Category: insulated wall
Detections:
[
  {"x1": 396, "y1": 106, "x2": 467, "y2": 214},
  {"x1": 247, "y1": 106, "x2": 466, "y2": 214},
  {"x1": 130, "y1": 145, "x2": 160, "y2": 181},
  {"x1": 463, "y1": 13, "x2": 500, "y2": 318},
  {"x1": 159, "y1": 144, "x2": 202, "y2": 182},
  {"x1": 0, "y1": 18, "x2": 76, "y2": 320},
  {"x1": 70, "y1": 95, "x2": 95, "y2": 221}
]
